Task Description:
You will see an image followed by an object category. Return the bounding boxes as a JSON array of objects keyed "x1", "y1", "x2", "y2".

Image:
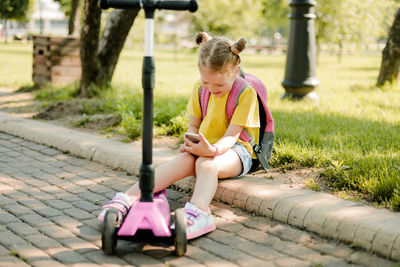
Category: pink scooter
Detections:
[{"x1": 99, "y1": 0, "x2": 198, "y2": 256}]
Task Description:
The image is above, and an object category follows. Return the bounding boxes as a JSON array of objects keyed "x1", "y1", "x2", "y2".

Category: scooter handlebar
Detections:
[{"x1": 100, "y1": 0, "x2": 198, "y2": 12}]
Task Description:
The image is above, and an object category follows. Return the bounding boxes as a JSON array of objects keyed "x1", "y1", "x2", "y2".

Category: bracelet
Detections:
[{"x1": 211, "y1": 144, "x2": 220, "y2": 158}]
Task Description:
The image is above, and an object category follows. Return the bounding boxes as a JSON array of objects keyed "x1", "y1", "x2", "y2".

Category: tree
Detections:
[
  {"x1": 314, "y1": 0, "x2": 396, "y2": 60},
  {"x1": 190, "y1": 0, "x2": 262, "y2": 39},
  {"x1": 377, "y1": 8, "x2": 400, "y2": 87},
  {"x1": 0, "y1": 0, "x2": 30, "y2": 43},
  {"x1": 54, "y1": 0, "x2": 81, "y2": 36},
  {"x1": 79, "y1": 0, "x2": 140, "y2": 97}
]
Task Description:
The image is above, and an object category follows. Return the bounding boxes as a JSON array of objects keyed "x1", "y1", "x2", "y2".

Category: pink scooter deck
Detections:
[{"x1": 117, "y1": 191, "x2": 171, "y2": 237}]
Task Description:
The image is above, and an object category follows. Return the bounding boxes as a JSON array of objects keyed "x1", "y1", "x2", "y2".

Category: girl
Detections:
[{"x1": 99, "y1": 32, "x2": 260, "y2": 240}]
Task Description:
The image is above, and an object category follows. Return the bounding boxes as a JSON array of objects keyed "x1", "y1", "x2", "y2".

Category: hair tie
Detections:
[
  {"x1": 230, "y1": 44, "x2": 240, "y2": 55},
  {"x1": 196, "y1": 32, "x2": 212, "y2": 45}
]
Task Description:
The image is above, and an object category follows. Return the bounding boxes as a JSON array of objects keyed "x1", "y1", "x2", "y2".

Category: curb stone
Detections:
[{"x1": 1, "y1": 111, "x2": 399, "y2": 261}]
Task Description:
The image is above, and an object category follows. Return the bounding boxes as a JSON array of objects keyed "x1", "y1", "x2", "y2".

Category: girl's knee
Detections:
[
  {"x1": 178, "y1": 152, "x2": 196, "y2": 164},
  {"x1": 195, "y1": 157, "x2": 217, "y2": 174}
]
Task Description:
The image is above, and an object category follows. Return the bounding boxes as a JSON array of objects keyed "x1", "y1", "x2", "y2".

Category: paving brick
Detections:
[
  {"x1": 191, "y1": 237, "x2": 259, "y2": 264},
  {"x1": 391, "y1": 234, "x2": 400, "y2": 261},
  {"x1": 307, "y1": 241, "x2": 353, "y2": 259},
  {"x1": 39, "y1": 148, "x2": 61, "y2": 156},
  {"x1": 302, "y1": 198, "x2": 359, "y2": 236},
  {"x1": 63, "y1": 208, "x2": 94, "y2": 220},
  {"x1": 77, "y1": 191, "x2": 107, "y2": 203},
  {"x1": 258, "y1": 187, "x2": 311, "y2": 218},
  {"x1": 38, "y1": 225, "x2": 76, "y2": 240},
  {"x1": 71, "y1": 200, "x2": 100, "y2": 212},
  {"x1": 24, "y1": 234, "x2": 62, "y2": 249},
  {"x1": 86, "y1": 184, "x2": 112, "y2": 194},
  {"x1": 83, "y1": 250, "x2": 130, "y2": 265},
  {"x1": 349, "y1": 251, "x2": 395, "y2": 267},
  {"x1": 167, "y1": 257, "x2": 205, "y2": 267},
  {"x1": 17, "y1": 198, "x2": 44, "y2": 209},
  {"x1": 0, "y1": 244, "x2": 9, "y2": 256},
  {"x1": 119, "y1": 251, "x2": 165, "y2": 266},
  {"x1": 20, "y1": 213, "x2": 53, "y2": 227},
  {"x1": 59, "y1": 237, "x2": 98, "y2": 254},
  {"x1": 0, "y1": 256, "x2": 31, "y2": 267},
  {"x1": 288, "y1": 196, "x2": 349, "y2": 228},
  {"x1": 55, "y1": 192, "x2": 81, "y2": 203},
  {"x1": 273, "y1": 191, "x2": 325, "y2": 223},
  {"x1": 0, "y1": 210, "x2": 21, "y2": 224},
  {"x1": 46, "y1": 247, "x2": 90, "y2": 264},
  {"x1": 0, "y1": 230, "x2": 28, "y2": 247},
  {"x1": 371, "y1": 223, "x2": 400, "y2": 260},
  {"x1": 51, "y1": 215, "x2": 82, "y2": 234},
  {"x1": 274, "y1": 256, "x2": 310, "y2": 267},
  {"x1": 44, "y1": 199, "x2": 74, "y2": 210},
  {"x1": 76, "y1": 225, "x2": 101, "y2": 242},
  {"x1": 81, "y1": 218, "x2": 102, "y2": 232},
  {"x1": 12, "y1": 244, "x2": 51, "y2": 263},
  {"x1": 0, "y1": 195, "x2": 16, "y2": 205},
  {"x1": 185, "y1": 245, "x2": 239, "y2": 267},
  {"x1": 32, "y1": 206, "x2": 64, "y2": 218},
  {"x1": 7, "y1": 222, "x2": 40, "y2": 236},
  {"x1": 30, "y1": 260, "x2": 67, "y2": 267},
  {"x1": 29, "y1": 191, "x2": 54, "y2": 201},
  {"x1": 5, "y1": 190, "x2": 29, "y2": 200},
  {"x1": 0, "y1": 183, "x2": 14, "y2": 193},
  {"x1": 336, "y1": 206, "x2": 383, "y2": 244}
]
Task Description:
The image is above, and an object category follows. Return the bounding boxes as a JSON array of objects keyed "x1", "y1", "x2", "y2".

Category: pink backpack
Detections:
[{"x1": 199, "y1": 71, "x2": 274, "y2": 172}]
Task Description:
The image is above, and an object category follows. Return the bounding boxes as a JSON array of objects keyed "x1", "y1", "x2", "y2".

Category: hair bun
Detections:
[
  {"x1": 196, "y1": 32, "x2": 212, "y2": 45},
  {"x1": 231, "y1": 38, "x2": 247, "y2": 55}
]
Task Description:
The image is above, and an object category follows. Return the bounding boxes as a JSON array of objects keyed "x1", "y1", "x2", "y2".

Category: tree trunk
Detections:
[
  {"x1": 4, "y1": 19, "x2": 8, "y2": 44},
  {"x1": 377, "y1": 8, "x2": 400, "y2": 87},
  {"x1": 98, "y1": 9, "x2": 140, "y2": 83},
  {"x1": 68, "y1": 0, "x2": 81, "y2": 36},
  {"x1": 79, "y1": 0, "x2": 102, "y2": 98},
  {"x1": 79, "y1": 2, "x2": 140, "y2": 98}
]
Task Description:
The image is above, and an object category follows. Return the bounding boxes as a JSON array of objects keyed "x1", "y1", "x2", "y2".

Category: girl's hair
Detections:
[{"x1": 196, "y1": 32, "x2": 247, "y2": 72}]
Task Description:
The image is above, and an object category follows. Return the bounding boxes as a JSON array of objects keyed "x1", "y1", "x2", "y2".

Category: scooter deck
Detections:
[{"x1": 117, "y1": 192, "x2": 172, "y2": 237}]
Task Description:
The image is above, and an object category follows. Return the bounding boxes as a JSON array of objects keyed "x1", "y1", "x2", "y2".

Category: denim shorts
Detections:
[{"x1": 232, "y1": 142, "x2": 253, "y2": 178}]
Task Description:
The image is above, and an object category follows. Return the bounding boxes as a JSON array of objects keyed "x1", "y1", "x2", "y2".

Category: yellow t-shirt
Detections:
[{"x1": 187, "y1": 80, "x2": 260, "y2": 158}]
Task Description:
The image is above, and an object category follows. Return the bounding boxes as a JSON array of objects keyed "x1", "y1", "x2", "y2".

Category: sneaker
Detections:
[
  {"x1": 184, "y1": 202, "x2": 216, "y2": 239},
  {"x1": 98, "y1": 192, "x2": 134, "y2": 222}
]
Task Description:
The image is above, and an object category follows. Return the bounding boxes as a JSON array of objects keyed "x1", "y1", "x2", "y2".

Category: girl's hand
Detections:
[{"x1": 182, "y1": 132, "x2": 216, "y2": 157}]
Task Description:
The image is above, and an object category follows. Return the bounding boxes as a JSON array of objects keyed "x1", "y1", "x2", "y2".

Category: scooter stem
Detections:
[{"x1": 140, "y1": 8, "x2": 156, "y2": 202}]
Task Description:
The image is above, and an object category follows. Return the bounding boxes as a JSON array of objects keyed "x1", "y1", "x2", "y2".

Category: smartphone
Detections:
[{"x1": 184, "y1": 132, "x2": 200, "y2": 143}]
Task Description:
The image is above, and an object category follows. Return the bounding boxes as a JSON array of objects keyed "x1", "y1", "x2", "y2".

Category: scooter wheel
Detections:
[
  {"x1": 174, "y1": 208, "x2": 187, "y2": 256},
  {"x1": 102, "y1": 209, "x2": 118, "y2": 255}
]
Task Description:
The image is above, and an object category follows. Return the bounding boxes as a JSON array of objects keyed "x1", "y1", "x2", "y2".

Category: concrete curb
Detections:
[{"x1": 1, "y1": 111, "x2": 399, "y2": 261}]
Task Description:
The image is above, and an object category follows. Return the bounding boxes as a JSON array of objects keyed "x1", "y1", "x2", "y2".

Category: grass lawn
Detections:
[{"x1": 0, "y1": 42, "x2": 399, "y2": 209}]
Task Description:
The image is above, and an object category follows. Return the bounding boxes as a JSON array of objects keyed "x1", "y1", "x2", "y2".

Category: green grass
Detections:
[{"x1": 1, "y1": 42, "x2": 399, "y2": 209}]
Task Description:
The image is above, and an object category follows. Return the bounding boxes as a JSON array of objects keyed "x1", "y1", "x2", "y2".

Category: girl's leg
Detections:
[
  {"x1": 125, "y1": 152, "x2": 196, "y2": 199},
  {"x1": 190, "y1": 149, "x2": 242, "y2": 211},
  {"x1": 98, "y1": 152, "x2": 196, "y2": 221}
]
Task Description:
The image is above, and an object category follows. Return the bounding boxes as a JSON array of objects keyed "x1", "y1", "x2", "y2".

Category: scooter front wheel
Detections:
[
  {"x1": 174, "y1": 208, "x2": 187, "y2": 256},
  {"x1": 102, "y1": 209, "x2": 119, "y2": 254}
]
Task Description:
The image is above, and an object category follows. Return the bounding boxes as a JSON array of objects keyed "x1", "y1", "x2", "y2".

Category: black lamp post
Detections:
[{"x1": 282, "y1": 0, "x2": 319, "y2": 100}]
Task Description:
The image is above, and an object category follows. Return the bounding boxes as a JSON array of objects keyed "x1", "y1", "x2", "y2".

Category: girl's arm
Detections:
[
  {"x1": 184, "y1": 123, "x2": 243, "y2": 157},
  {"x1": 187, "y1": 115, "x2": 201, "y2": 133},
  {"x1": 211, "y1": 124, "x2": 243, "y2": 156}
]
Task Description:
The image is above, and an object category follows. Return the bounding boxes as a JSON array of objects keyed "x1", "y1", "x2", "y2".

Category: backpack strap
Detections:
[
  {"x1": 225, "y1": 76, "x2": 249, "y2": 122},
  {"x1": 199, "y1": 76, "x2": 249, "y2": 121},
  {"x1": 199, "y1": 85, "x2": 210, "y2": 120}
]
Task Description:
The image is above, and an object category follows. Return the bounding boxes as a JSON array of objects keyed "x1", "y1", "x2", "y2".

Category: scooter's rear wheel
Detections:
[
  {"x1": 102, "y1": 209, "x2": 118, "y2": 254},
  {"x1": 174, "y1": 208, "x2": 187, "y2": 256}
]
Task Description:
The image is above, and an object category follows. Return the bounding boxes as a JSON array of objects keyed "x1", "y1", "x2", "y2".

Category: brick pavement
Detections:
[{"x1": 0, "y1": 132, "x2": 398, "y2": 266}]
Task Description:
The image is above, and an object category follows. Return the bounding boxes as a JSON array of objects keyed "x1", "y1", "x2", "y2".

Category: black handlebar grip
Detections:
[
  {"x1": 100, "y1": 0, "x2": 141, "y2": 9},
  {"x1": 100, "y1": 0, "x2": 198, "y2": 12},
  {"x1": 156, "y1": 0, "x2": 198, "y2": 12}
]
